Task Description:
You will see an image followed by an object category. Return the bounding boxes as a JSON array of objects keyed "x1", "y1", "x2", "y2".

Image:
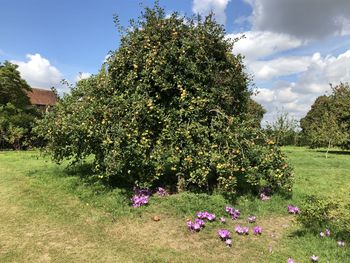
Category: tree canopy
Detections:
[
  {"x1": 37, "y1": 4, "x2": 293, "y2": 197},
  {"x1": 300, "y1": 83, "x2": 350, "y2": 149}
]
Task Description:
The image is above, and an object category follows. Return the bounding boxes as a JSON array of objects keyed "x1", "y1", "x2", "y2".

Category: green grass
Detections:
[{"x1": 0, "y1": 147, "x2": 349, "y2": 262}]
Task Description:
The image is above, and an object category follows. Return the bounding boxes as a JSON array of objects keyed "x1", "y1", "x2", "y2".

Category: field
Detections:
[{"x1": 0, "y1": 147, "x2": 349, "y2": 262}]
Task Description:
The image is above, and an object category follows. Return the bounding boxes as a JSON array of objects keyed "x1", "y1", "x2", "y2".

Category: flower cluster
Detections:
[
  {"x1": 287, "y1": 205, "x2": 300, "y2": 214},
  {"x1": 156, "y1": 187, "x2": 168, "y2": 197},
  {"x1": 287, "y1": 258, "x2": 294, "y2": 263},
  {"x1": 197, "y1": 211, "x2": 216, "y2": 221},
  {"x1": 248, "y1": 215, "x2": 256, "y2": 223},
  {"x1": 187, "y1": 219, "x2": 205, "y2": 231},
  {"x1": 131, "y1": 187, "x2": 151, "y2": 207},
  {"x1": 218, "y1": 229, "x2": 232, "y2": 246},
  {"x1": 235, "y1": 225, "x2": 249, "y2": 235},
  {"x1": 225, "y1": 206, "x2": 240, "y2": 220}
]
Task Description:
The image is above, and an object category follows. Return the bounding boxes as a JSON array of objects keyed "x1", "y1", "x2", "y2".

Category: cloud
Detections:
[
  {"x1": 229, "y1": 31, "x2": 303, "y2": 61},
  {"x1": 192, "y1": 0, "x2": 231, "y2": 25},
  {"x1": 75, "y1": 72, "x2": 92, "y2": 82},
  {"x1": 12, "y1": 53, "x2": 63, "y2": 89},
  {"x1": 253, "y1": 49, "x2": 350, "y2": 123},
  {"x1": 250, "y1": 56, "x2": 311, "y2": 80},
  {"x1": 244, "y1": 0, "x2": 350, "y2": 40}
]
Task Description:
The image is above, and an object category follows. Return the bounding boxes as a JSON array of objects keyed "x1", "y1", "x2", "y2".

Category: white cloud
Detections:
[
  {"x1": 12, "y1": 53, "x2": 63, "y2": 89},
  {"x1": 253, "y1": 49, "x2": 350, "y2": 123},
  {"x1": 229, "y1": 31, "x2": 303, "y2": 61},
  {"x1": 244, "y1": 0, "x2": 350, "y2": 40},
  {"x1": 250, "y1": 56, "x2": 311, "y2": 80},
  {"x1": 192, "y1": 0, "x2": 231, "y2": 25},
  {"x1": 75, "y1": 72, "x2": 92, "y2": 82}
]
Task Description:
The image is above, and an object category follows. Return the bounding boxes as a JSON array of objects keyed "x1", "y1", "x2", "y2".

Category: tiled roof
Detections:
[{"x1": 26, "y1": 88, "x2": 58, "y2": 106}]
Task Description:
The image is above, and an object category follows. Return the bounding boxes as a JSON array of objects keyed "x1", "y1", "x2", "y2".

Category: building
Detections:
[{"x1": 26, "y1": 88, "x2": 58, "y2": 111}]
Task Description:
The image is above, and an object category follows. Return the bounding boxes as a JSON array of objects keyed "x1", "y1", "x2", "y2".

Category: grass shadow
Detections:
[{"x1": 316, "y1": 150, "x2": 350, "y2": 156}]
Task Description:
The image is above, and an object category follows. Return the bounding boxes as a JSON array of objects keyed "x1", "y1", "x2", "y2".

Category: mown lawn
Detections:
[{"x1": 0, "y1": 147, "x2": 349, "y2": 262}]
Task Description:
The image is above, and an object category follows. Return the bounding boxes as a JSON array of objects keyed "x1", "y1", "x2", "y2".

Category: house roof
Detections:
[{"x1": 26, "y1": 88, "x2": 58, "y2": 106}]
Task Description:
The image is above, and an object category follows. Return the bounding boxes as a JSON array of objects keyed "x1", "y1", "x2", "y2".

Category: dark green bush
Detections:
[{"x1": 37, "y1": 4, "x2": 293, "y2": 197}]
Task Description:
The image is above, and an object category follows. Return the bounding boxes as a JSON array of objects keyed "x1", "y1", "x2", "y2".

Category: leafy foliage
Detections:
[
  {"x1": 37, "y1": 4, "x2": 293, "y2": 197},
  {"x1": 0, "y1": 61, "x2": 39, "y2": 149},
  {"x1": 300, "y1": 83, "x2": 350, "y2": 149},
  {"x1": 298, "y1": 195, "x2": 350, "y2": 241}
]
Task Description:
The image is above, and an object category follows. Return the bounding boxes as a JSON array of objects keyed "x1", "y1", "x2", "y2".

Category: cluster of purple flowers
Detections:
[
  {"x1": 217, "y1": 229, "x2": 232, "y2": 246},
  {"x1": 131, "y1": 187, "x2": 151, "y2": 207},
  {"x1": 131, "y1": 187, "x2": 169, "y2": 208},
  {"x1": 197, "y1": 211, "x2": 216, "y2": 221},
  {"x1": 287, "y1": 204, "x2": 300, "y2": 214},
  {"x1": 156, "y1": 187, "x2": 168, "y2": 197},
  {"x1": 235, "y1": 225, "x2": 249, "y2": 235},
  {"x1": 225, "y1": 206, "x2": 240, "y2": 220},
  {"x1": 187, "y1": 218, "x2": 205, "y2": 231},
  {"x1": 247, "y1": 215, "x2": 256, "y2": 223}
]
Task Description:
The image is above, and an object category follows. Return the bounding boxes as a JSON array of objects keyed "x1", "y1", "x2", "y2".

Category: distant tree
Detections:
[
  {"x1": 300, "y1": 83, "x2": 350, "y2": 151},
  {"x1": 0, "y1": 61, "x2": 31, "y2": 108},
  {"x1": 265, "y1": 111, "x2": 299, "y2": 146},
  {"x1": 0, "y1": 61, "x2": 39, "y2": 149}
]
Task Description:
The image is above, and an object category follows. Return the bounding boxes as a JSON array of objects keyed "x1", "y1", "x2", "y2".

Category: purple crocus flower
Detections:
[
  {"x1": 325, "y1": 229, "x2": 331, "y2": 236},
  {"x1": 337, "y1": 240, "x2": 345, "y2": 247},
  {"x1": 187, "y1": 219, "x2": 205, "y2": 231},
  {"x1": 310, "y1": 255, "x2": 318, "y2": 262},
  {"x1": 260, "y1": 192, "x2": 271, "y2": 201},
  {"x1": 287, "y1": 258, "x2": 294, "y2": 263},
  {"x1": 156, "y1": 187, "x2": 168, "y2": 197},
  {"x1": 225, "y1": 239, "x2": 232, "y2": 246},
  {"x1": 131, "y1": 194, "x2": 149, "y2": 207},
  {"x1": 218, "y1": 229, "x2": 231, "y2": 240},
  {"x1": 287, "y1": 205, "x2": 300, "y2": 214},
  {"x1": 248, "y1": 215, "x2": 256, "y2": 223},
  {"x1": 197, "y1": 211, "x2": 216, "y2": 221},
  {"x1": 220, "y1": 217, "x2": 226, "y2": 223},
  {"x1": 235, "y1": 225, "x2": 249, "y2": 235},
  {"x1": 226, "y1": 206, "x2": 240, "y2": 220},
  {"x1": 253, "y1": 226, "x2": 262, "y2": 235}
]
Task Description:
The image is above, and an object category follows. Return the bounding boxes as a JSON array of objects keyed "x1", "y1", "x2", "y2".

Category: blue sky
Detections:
[{"x1": 1, "y1": 0, "x2": 350, "y2": 123}]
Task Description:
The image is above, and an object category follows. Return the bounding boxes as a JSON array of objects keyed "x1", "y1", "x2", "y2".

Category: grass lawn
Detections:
[{"x1": 0, "y1": 147, "x2": 349, "y2": 262}]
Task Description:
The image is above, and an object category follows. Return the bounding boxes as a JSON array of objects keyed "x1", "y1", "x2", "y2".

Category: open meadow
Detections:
[{"x1": 0, "y1": 147, "x2": 349, "y2": 262}]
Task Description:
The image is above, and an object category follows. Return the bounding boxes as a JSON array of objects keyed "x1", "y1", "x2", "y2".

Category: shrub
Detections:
[
  {"x1": 37, "y1": 4, "x2": 293, "y2": 197},
  {"x1": 298, "y1": 195, "x2": 350, "y2": 241}
]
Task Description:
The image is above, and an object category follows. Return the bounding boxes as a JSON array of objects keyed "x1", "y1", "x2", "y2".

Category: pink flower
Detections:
[
  {"x1": 337, "y1": 240, "x2": 345, "y2": 247},
  {"x1": 220, "y1": 217, "x2": 226, "y2": 223},
  {"x1": 287, "y1": 205, "x2": 300, "y2": 214},
  {"x1": 248, "y1": 215, "x2": 256, "y2": 223},
  {"x1": 310, "y1": 255, "x2": 318, "y2": 262},
  {"x1": 253, "y1": 226, "x2": 262, "y2": 235},
  {"x1": 218, "y1": 229, "x2": 231, "y2": 240},
  {"x1": 225, "y1": 239, "x2": 232, "y2": 246},
  {"x1": 235, "y1": 225, "x2": 249, "y2": 235},
  {"x1": 287, "y1": 258, "x2": 295, "y2": 263},
  {"x1": 325, "y1": 229, "x2": 331, "y2": 236}
]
